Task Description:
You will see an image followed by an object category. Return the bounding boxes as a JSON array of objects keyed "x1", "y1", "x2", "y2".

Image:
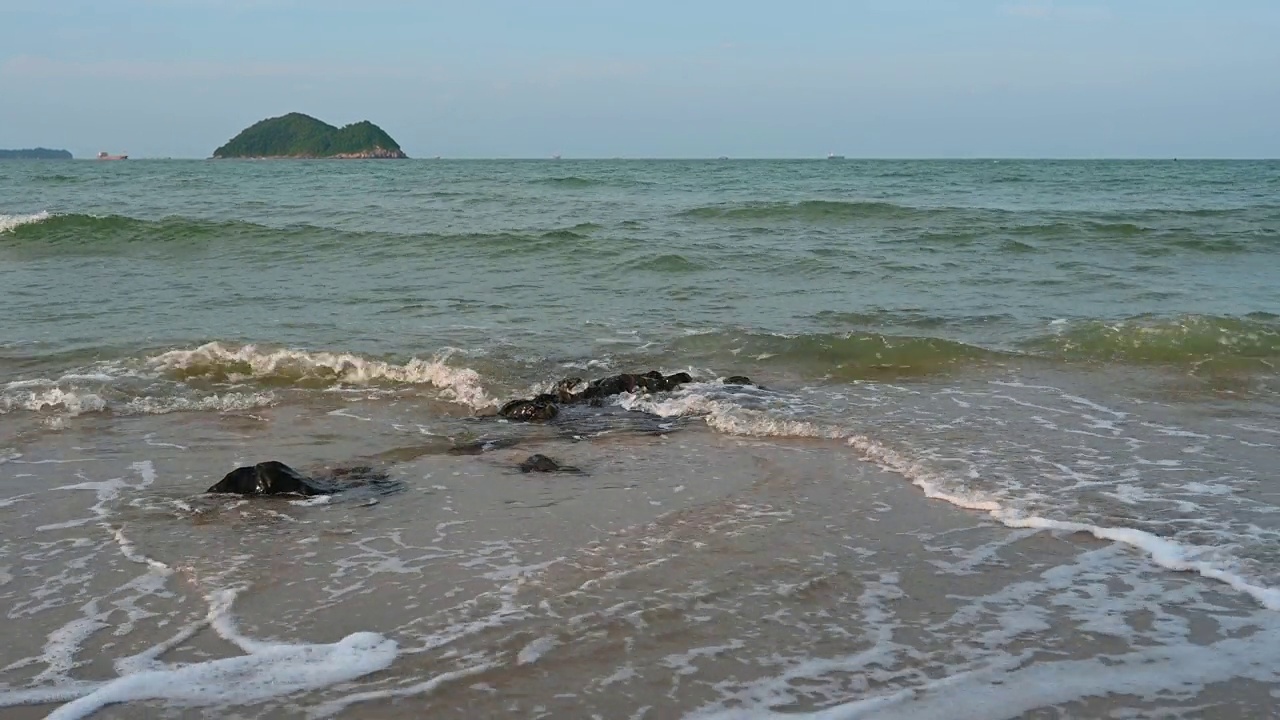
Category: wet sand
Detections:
[{"x1": 2, "y1": 405, "x2": 1279, "y2": 719}]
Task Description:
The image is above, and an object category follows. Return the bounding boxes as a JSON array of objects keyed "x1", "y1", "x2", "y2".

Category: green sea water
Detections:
[{"x1": 2, "y1": 159, "x2": 1277, "y2": 378}]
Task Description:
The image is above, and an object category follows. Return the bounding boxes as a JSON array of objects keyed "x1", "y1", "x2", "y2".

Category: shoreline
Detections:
[{"x1": 2, "y1": 409, "x2": 1278, "y2": 718}]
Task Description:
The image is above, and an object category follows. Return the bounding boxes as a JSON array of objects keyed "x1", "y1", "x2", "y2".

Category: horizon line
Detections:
[{"x1": 37, "y1": 155, "x2": 1280, "y2": 162}]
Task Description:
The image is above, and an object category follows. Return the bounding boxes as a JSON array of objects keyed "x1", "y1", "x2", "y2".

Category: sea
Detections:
[{"x1": 1, "y1": 158, "x2": 1278, "y2": 719}]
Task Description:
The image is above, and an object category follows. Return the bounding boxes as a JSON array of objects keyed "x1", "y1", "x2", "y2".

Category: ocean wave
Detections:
[
  {"x1": 0, "y1": 211, "x2": 52, "y2": 234},
  {"x1": 535, "y1": 176, "x2": 597, "y2": 188},
  {"x1": 668, "y1": 330, "x2": 1002, "y2": 379},
  {"x1": 533, "y1": 176, "x2": 651, "y2": 189},
  {"x1": 147, "y1": 342, "x2": 493, "y2": 407},
  {"x1": 1023, "y1": 314, "x2": 1280, "y2": 372},
  {"x1": 0, "y1": 374, "x2": 277, "y2": 419},
  {"x1": 0, "y1": 212, "x2": 303, "y2": 249},
  {"x1": 0, "y1": 212, "x2": 607, "y2": 260},
  {"x1": 679, "y1": 200, "x2": 923, "y2": 222},
  {"x1": 640, "y1": 253, "x2": 707, "y2": 272},
  {"x1": 0, "y1": 387, "x2": 107, "y2": 416},
  {"x1": 1000, "y1": 220, "x2": 1260, "y2": 252},
  {"x1": 662, "y1": 315, "x2": 1280, "y2": 381},
  {"x1": 122, "y1": 392, "x2": 278, "y2": 415}
]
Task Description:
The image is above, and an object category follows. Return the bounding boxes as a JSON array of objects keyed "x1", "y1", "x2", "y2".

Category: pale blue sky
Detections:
[{"x1": 2, "y1": 0, "x2": 1277, "y2": 158}]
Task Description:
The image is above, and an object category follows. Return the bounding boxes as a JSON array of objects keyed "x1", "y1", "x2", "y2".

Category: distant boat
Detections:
[
  {"x1": 96, "y1": 151, "x2": 128, "y2": 160},
  {"x1": 551, "y1": 153, "x2": 562, "y2": 160},
  {"x1": 827, "y1": 152, "x2": 845, "y2": 160}
]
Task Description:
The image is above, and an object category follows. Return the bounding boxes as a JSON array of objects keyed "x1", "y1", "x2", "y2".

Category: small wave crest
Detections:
[
  {"x1": 0, "y1": 379, "x2": 277, "y2": 420},
  {"x1": 1024, "y1": 314, "x2": 1280, "y2": 372},
  {"x1": 148, "y1": 342, "x2": 493, "y2": 407},
  {"x1": 0, "y1": 212, "x2": 274, "y2": 250},
  {"x1": 670, "y1": 330, "x2": 1000, "y2": 379},
  {"x1": 536, "y1": 176, "x2": 597, "y2": 188},
  {"x1": 534, "y1": 176, "x2": 650, "y2": 189},
  {"x1": 0, "y1": 387, "x2": 107, "y2": 416},
  {"x1": 122, "y1": 392, "x2": 278, "y2": 415},
  {"x1": 679, "y1": 200, "x2": 920, "y2": 222}
]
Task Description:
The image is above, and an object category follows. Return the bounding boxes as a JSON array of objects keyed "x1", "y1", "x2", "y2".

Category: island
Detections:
[
  {"x1": 0, "y1": 148, "x2": 73, "y2": 160},
  {"x1": 211, "y1": 113, "x2": 407, "y2": 159}
]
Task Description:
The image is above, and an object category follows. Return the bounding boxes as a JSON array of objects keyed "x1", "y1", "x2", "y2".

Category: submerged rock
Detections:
[
  {"x1": 519, "y1": 454, "x2": 581, "y2": 474},
  {"x1": 206, "y1": 460, "x2": 398, "y2": 496},
  {"x1": 207, "y1": 461, "x2": 320, "y2": 496}
]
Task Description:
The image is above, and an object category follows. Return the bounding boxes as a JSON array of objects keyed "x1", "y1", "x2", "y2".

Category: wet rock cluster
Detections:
[
  {"x1": 498, "y1": 370, "x2": 697, "y2": 422},
  {"x1": 206, "y1": 370, "x2": 755, "y2": 495}
]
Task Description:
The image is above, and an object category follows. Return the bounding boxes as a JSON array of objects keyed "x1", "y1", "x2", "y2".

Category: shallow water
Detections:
[{"x1": 2, "y1": 159, "x2": 1279, "y2": 718}]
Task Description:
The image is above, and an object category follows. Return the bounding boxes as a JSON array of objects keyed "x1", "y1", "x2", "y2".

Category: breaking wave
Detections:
[
  {"x1": 1023, "y1": 314, "x2": 1280, "y2": 373},
  {"x1": 148, "y1": 342, "x2": 493, "y2": 407},
  {"x1": 0, "y1": 211, "x2": 52, "y2": 234}
]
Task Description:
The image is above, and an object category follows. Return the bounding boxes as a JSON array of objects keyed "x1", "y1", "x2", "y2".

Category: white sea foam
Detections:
[
  {"x1": 148, "y1": 342, "x2": 493, "y2": 407},
  {"x1": 31, "y1": 631, "x2": 398, "y2": 720},
  {"x1": 516, "y1": 635, "x2": 560, "y2": 665},
  {"x1": 691, "y1": 625, "x2": 1280, "y2": 720},
  {"x1": 0, "y1": 495, "x2": 29, "y2": 508},
  {"x1": 38, "y1": 462, "x2": 157, "y2": 532},
  {"x1": 0, "y1": 210, "x2": 51, "y2": 233},
  {"x1": 4, "y1": 373, "x2": 115, "y2": 391},
  {"x1": 624, "y1": 387, "x2": 1280, "y2": 611},
  {"x1": 0, "y1": 388, "x2": 107, "y2": 416},
  {"x1": 0, "y1": 583, "x2": 398, "y2": 718},
  {"x1": 123, "y1": 391, "x2": 278, "y2": 415}
]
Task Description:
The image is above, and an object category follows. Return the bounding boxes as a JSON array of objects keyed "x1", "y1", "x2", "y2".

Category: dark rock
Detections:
[
  {"x1": 499, "y1": 398, "x2": 559, "y2": 421},
  {"x1": 519, "y1": 454, "x2": 581, "y2": 473},
  {"x1": 582, "y1": 373, "x2": 640, "y2": 400},
  {"x1": 206, "y1": 461, "x2": 403, "y2": 497},
  {"x1": 496, "y1": 370, "x2": 707, "y2": 423},
  {"x1": 723, "y1": 375, "x2": 754, "y2": 386},
  {"x1": 206, "y1": 461, "x2": 325, "y2": 496},
  {"x1": 575, "y1": 370, "x2": 693, "y2": 401}
]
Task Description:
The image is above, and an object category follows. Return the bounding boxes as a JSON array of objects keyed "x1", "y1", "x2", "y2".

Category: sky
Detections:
[{"x1": 1, "y1": 0, "x2": 1278, "y2": 158}]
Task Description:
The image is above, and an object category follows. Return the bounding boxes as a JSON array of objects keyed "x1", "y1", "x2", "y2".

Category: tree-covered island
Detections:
[
  {"x1": 211, "y1": 113, "x2": 407, "y2": 159},
  {"x1": 0, "y1": 148, "x2": 73, "y2": 159}
]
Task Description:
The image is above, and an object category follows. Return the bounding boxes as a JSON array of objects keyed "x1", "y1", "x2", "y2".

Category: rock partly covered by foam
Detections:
[
  {"x1": 497, "y1": 370, "x2": 752, "y2": 422},
  {"x1": 211, "y1": 113, "x2": 407, "y2": 159}
]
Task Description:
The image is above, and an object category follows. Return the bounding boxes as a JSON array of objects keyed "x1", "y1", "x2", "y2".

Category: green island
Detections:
[
  {"x1": 212, "y1": 113, "x2": 407, "y2": 159},
  {"x1": 0, "y1": 148, "x2": 73, "y2": 160}
]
